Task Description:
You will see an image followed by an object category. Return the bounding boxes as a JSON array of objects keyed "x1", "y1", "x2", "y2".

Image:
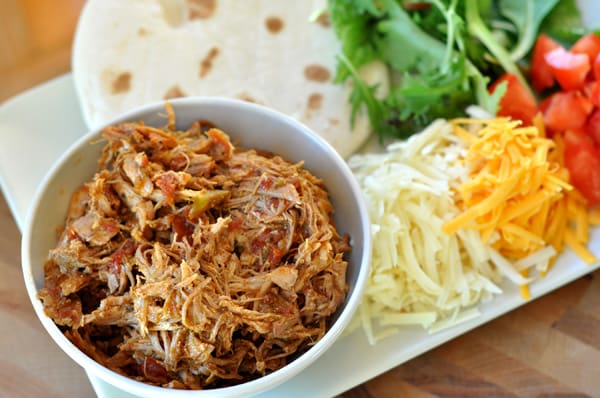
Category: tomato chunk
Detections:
[
  {"x1": 538, "y1": 95, "x2": 552, "y2": 114},
  {"x1": 590, "y1": 81, "x2": 600, "y2": 108},
  {"x1": 545, "y1": 47, "x2": 590, "y2": 90},
  {"x1": 584, "y1": 109, "x2": 600, "y2": 146},
  {"x1": 531, "y1": 34, "x2": 561, "y2": 92},
  {"x1": 543, "y1": 91, "x2": 593, "y2": 133},
  {"x1": 564, "y1": 130, "x2": 600, "y2": 204},
  {"x1": 571, "y1": 33, "x2": 600, "y2": 64},
  {"x1": 489, "y1": 73, "x2": 538, "y2": 125},
  {"x1": 593, "y1": 53, "x2": 600, "y2": 81}
]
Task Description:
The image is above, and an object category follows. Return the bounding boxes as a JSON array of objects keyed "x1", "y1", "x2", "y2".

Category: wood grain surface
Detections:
[
  {"x1": 0, "y1": 195, "x2": 94, "y2": 398},
  {"x1": 1, "y1": 1, "x2": 600, "y2": 397}
]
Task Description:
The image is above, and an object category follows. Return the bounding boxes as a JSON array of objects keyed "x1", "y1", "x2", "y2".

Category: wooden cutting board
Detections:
[{"x1": 342, "y1": 271, "x2": 600, "y2": 397}]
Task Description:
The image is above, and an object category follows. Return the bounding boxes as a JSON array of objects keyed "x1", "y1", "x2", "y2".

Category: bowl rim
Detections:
[{"x1": 21, "y1": 97, "x2": 372, "y2": 397}]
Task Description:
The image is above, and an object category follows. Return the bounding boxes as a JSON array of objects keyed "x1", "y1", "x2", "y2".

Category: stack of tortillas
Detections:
[{"x1": 72, "y1": 0, "x2": 389, "y2": 157}]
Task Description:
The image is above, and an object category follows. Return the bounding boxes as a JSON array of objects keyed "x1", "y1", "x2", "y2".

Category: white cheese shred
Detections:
[{"x1": 349, "y1": 120, "x2": 506, "y2": 343}]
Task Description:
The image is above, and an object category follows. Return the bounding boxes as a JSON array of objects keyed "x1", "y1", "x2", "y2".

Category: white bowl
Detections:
[{"x1": 21, "y1": 97, "x2": 371, "y2": 398}]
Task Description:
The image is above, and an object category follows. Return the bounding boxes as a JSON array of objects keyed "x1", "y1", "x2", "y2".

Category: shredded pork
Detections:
[{"x1": 39, "y1": 108, "x2": 350, "y2": 389}]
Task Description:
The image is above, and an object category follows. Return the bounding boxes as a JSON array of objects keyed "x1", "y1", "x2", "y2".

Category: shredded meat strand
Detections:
[{"x1": 39, "y1": 112, "x2": 350, "y2": 389}]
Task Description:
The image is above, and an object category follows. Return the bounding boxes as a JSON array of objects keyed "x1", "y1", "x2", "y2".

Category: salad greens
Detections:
[
  {"x1": 539, "y1": 0, "x2": 588, "y2": 44},
  {"x1": 328, "y1": 0, "x2": 584, "y2": 139},
  {"x1": 499, "y1": 0, "x2": 560, "y2": 62}
]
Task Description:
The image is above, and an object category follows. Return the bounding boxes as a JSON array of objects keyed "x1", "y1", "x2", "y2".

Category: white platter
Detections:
[{"x1": 1, "y1": 73, "x2": 599, "y2": 398}]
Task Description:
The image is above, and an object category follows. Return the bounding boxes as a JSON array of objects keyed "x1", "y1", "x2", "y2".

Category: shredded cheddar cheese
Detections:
[
  {"x1": 445, "y1": 116, "x2": 597, "y2": 297},
  {"x1": 444, "y1": 118, "x2": 571, "y2": 245},
  {"x1": 588, "y1": 207, "x2": 600, "y2": 225}
]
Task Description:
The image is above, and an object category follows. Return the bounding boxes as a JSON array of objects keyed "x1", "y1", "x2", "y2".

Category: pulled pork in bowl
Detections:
[{"x1": 22, "y1": 98, "x2": 371, "y2": 398}]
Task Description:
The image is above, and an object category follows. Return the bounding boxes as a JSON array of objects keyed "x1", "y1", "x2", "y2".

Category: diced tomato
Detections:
[
  {"x1": 563, "y1": 130, "x2": 600, "y2": 204},
  {"x1": 531, "y1": 34, "x2": 561, "y2": 92},
  {"x1": 544, "y1": 91, "x2": 594, "y2": 132},
  {"x1": 155, "y1": 173, "x2": 178, "y2": 206},
  {"x1": 108, "y1": 239, "x2": 137, "y2": 275},
  {"x1": 571, "y1": 33, "x2": 600, "y2": 64},
  {"x1": 138, "y1": 357, "x2": 169, "y2": 384},
  {"x1": 580, "y1": 90, "x2": 595, "y2": 114},
  {"x1": 545, "y1": 47, "x2": 591, "y2": 90},
  {"x1": 582, "y1": 80, "x2": 595, "y2": 98},
  {"x1": 172, "y1": 213, "x2": 195, "y2": 241},
  {"x1": 543, "y1": 91, "x2": 593, "y2": 133},
  {"x1": 584, "y1": 109, "x2": 600, "y2": 146},
  {"x1": 580, "y1": 81, "x2": 600, "y2": 108},
  {"x1": 538, "y1": 95, "x2": 553, "y2": 114},
  {"x1": 589, "y1": 81, "x2": 600, "y2": 108},
  {"x1": 489, "y1": 73, "x2": 538, "y2": 125},
  {"x1": 593, "y1": 53, "x2": 600, "y2": 81}
]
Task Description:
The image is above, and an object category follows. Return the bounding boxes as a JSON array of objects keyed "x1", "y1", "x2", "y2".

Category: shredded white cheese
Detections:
[{"x1": 348, "y1": 120, "x2": 505, "y2": 344}]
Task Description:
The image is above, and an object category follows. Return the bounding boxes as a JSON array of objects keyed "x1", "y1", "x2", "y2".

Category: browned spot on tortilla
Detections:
[
  {"x1": 329, "y1": 118, "x2": 339, "y2": 125},
  {"x1": 199, "y1": 47, "x2": 220, "y2": 78},
  {"x1": 304, "y1": 64, "x2": 330, "y2": 83},
  {"x1": 188, "y1": 0, "x2": 216, "y2": 20},
  {"x1": 307, "y1": 93, "x2": 323, "y2": 110},
  {"x1": 111, "y1": 72, "x2": 132, "y2": 94},
  {"x1": 238, "y1": 92, "x2": 258, "y2": 103},
  {"x1": 138, "y1": 27, "x2": 149, "y2": 36},
  {"x1": 265, "y1": 16, "x2": 284, "y2": 34},
  {"x1": 164, "y1": 85, "x2": 187, "y2": 100},
  {"x1": 316, "y1": 12, "x2": 331, "y2": 28}
]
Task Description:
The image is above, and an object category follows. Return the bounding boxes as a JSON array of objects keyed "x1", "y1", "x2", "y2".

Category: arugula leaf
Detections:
[
  {"x1": 498, "y1": 0, "x2": 559, "y2": 61},
  {"x1": 336, "y1": 53, "x2": 390, "y2": 135},
  {"x1": 387, "y1": 58, "x2": 476, "y2": 136},
  {"x1": 431, "y1": 0, "x2": 466, "y2": 73},
  {"x1": 476, "y1": 76, "x2": 506, "y2": 115},
  {"x1": 540, "y1": 0, "x2": 587, "y2": 46},
  {"x1": 328, "y1": 0, "x2": 382, "y2": 82},
  {"x1": 464, "y1": 0, "x2": 530, "y2": 94},
  {"x1": 376, "y1": 0, "x2": 447, "y2": 73}
]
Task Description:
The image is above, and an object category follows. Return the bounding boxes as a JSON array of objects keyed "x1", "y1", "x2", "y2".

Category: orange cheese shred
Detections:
[
  {"x1": 564, "y1": 226, "x2": 597, "y2": 265},
  {"x1": 444, "y1": 116, "x2": 597, "y2": 297},
  {"x1": 588, "y1": 207, "x2": 600, "y2": 225},
  {"x1": 519, "y1": 269, "x2": 531, "y2": 300}
]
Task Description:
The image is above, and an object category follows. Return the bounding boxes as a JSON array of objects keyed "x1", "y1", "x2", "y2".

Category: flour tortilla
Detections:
[{"x1": 72, "y1": 0, "x2": 389, "y2": 157}]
